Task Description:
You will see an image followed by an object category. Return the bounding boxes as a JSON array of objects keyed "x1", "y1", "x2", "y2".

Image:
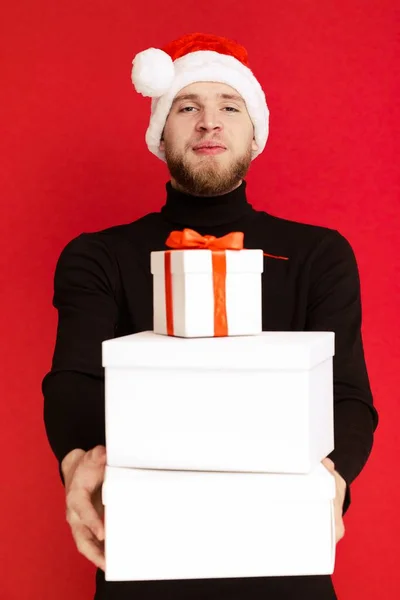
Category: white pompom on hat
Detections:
[
  {"x1": 131, "y1": 33, "x2": 269, "y2": 162},
  {"x1": 131, "y1": 48, "x2": 175, "y2": 97}
]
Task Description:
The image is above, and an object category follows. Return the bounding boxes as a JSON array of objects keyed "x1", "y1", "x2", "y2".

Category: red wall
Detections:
[{"x1": 1, "y1": 2, "x2": 398, "y2": 598}]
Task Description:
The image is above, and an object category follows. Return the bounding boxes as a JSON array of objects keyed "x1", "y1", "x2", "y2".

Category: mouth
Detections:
[{"x1": 192, "y1": 143, "x2": 227, "y2": 156}]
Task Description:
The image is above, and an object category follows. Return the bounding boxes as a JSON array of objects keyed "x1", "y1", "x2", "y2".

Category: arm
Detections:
[
  {"x1": 42, "y1": 232, "x2": 119, "y2": 479},
  {"x1": 305, "y1": 230, "x2": 379, "y2": 515},
  {"x1": 42, "y1": 232, "x2": 120, "y2": 569}
]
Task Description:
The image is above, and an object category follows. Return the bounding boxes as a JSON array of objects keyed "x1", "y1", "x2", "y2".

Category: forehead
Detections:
[{"x1": 172, "y1": 81, "x2": 245, "y2": 105}]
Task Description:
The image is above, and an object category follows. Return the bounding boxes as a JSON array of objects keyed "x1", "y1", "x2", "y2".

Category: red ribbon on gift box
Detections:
[{"x1": 163, "y1": 228, "x2": 288, "y2": 337}]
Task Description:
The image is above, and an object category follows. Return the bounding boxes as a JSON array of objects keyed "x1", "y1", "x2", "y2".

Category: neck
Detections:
[
  {"x1": 160, "y1": 178, "x2": 255, "y2": 228},
  {"x1": 170, "y1": 177, "x2": 243, "y2": 198}
]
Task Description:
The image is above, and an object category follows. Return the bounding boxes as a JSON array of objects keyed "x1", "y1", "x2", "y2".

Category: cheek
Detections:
[
  {"x1": 164, "y1": 121, "x2": 189, "y2": 146},
  {"x1": 226, "y1": 117, "x2": 252, "y2": 136},
  {"x1": 229, "y1": 127, "x2": 253, "y2": 151}
]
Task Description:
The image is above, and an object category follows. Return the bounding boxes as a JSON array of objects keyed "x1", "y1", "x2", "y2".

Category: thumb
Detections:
[{"x1": 322, "y1": 457, "x2": 335, "y2": 472}]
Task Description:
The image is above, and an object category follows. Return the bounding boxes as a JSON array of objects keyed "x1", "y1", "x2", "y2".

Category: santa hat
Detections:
[{"x1": 131, "y1": 33, "x2": 269, "y2": 162}]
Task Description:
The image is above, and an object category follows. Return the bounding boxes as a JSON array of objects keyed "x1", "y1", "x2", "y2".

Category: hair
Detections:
[{"x1": 163, "y1": 138, "x2": 253, "y2": 196}]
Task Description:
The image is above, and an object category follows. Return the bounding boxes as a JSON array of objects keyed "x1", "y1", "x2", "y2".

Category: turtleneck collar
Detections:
[{"x1": 160, "y1": 180, "x2": 255, "y2": 228}]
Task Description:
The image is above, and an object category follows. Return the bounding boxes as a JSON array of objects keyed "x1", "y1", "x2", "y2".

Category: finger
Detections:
[
  {"x1": 72, "y1": 524, "x2": 105, "y2": 570},
  {"x1": 67, "y1": 490, "x2": 105, "y2": 541},
  {"x1": 322, "y1": 457, "x2": 335, "y2": 472},
  {"x1": 336, "y1": 520, "x2": 345, "y2": 543},
  {"x1": 332, "y1": 499, "x2": 345, "y2": 544},
  {"x1": 71, "y1": 449, "x2": 105, "y2": 495},
  {"x1": 86, "y1": 445, "x2": 107, "y2": 466},
  {"x1": 72, "y1": 523, "x2": 106, "y2": 571},
  {"x1": 92, "y1": 486, "x2": 105, "y2": 520}
]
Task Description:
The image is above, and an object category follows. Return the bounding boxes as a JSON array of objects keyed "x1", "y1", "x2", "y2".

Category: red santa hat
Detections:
[{"x1": 131, "y1": 33, "x2": 269, "y2": 162}]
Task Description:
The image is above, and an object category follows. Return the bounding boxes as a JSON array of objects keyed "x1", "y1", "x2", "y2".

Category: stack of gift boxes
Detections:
[{"x1": 101, "y1": 230, "x2": 337, "y2": 582}]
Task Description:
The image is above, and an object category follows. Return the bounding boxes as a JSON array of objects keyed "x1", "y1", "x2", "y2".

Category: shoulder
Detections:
[
  {"x1": 56, "y1": 212, "x2": 163, "y2": 263},
  {"x1": 253, "y1": 209, "x2": 357, "y2": 265}
]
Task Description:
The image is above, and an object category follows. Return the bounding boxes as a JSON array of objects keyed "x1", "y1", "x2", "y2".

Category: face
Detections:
[{"x1": 159, "y1": 82, "x2": 259, "y2": 196}]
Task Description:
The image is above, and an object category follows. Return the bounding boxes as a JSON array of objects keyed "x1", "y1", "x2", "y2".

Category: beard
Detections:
[{"x1": 164, "y1": 142, "x2": 253, "y2": 197}]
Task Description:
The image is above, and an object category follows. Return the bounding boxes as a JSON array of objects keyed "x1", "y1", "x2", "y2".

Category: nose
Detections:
[{"x1": 195, "y1": 107, "x2": 223, "y2": 134}]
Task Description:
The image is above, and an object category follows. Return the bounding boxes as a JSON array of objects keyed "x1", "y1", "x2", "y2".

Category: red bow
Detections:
[{"x1": 166, "y1": 228, "x2": 244, "y2": 251}]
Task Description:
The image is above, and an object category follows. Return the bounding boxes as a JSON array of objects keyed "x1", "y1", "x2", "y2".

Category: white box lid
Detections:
[
  {"x1": 151, "y1": 249, "x2": 264, "y2": 274},
  {"x1": 102, "y1": 331, "x2": 334, "y2": 370},
  {"x1": 102, "y1": 463, "x2": 336, "y2": 505}
]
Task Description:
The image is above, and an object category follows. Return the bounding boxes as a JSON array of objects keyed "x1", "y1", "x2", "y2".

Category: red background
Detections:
[{"x1": 1, "y1": 2, "x2": 398, "y2": 599}]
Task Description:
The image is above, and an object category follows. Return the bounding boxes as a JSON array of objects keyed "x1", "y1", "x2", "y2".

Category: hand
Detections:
[
  {"x1": 62, "y1": 445, "x2": 107, "y2": 570},
  {"x1": 322, "y1": 457, "x2": 347, "y2": 544}
]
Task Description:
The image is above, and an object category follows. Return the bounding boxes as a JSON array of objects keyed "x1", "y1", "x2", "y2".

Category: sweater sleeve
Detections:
[
  {"x1": 305, "y1": 230, "x2": 379, "y2": 515},
  {"x1": 42, "y1": 233, "x2": 119, "y2": 476}
]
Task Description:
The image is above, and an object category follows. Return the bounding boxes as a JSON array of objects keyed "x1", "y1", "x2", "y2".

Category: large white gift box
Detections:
[
  {"x1": 102, "y1": 331, "x2": 335, "y2": 473},
  {"x1": 150, "y1": 247, "x2": 264, "y2": 337},
  {"x1": 103, "y1": 463, "x2": 336, "y2": 581}
]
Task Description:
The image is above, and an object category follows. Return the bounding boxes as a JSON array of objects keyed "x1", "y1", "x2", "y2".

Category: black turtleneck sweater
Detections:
[{"x1": 42, "y1": 180, "x2": 378, "y2": 600}]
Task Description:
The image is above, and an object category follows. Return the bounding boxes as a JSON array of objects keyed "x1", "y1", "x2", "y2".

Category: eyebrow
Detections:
[{"x1": 171, "y1": 93, "x2": 245, "y2": 106}]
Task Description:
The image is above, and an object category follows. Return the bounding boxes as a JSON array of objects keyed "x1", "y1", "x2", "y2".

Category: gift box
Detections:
[
  {"x1": 102, "y1": 463, "x2": 336, "y2": 581},
  {"x1": 102, "y1": 330, "x2": 334, "y2": 473},
  {"x1": 150, "y1": 229, "x2": 264, "y2": 337}
]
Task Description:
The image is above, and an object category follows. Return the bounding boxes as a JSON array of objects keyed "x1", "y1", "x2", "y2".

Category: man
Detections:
[{"x1": 42, "y1": 32, "x2": 379, "y2": 599}]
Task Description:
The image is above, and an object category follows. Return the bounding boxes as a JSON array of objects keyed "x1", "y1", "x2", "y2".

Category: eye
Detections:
[
  {"x1": 223, "y1": 106, "x2": 240, "y2": 112},
  {"x1": 179, "y1": 106, "x2": 198, "y2": 113}
]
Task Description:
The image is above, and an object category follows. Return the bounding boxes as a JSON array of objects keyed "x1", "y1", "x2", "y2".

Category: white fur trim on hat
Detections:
[{"x1": 133, "y1": 50, "x2": 269, "y2": 162}]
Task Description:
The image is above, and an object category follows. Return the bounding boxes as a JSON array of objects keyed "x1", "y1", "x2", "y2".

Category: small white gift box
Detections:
[
  {"x1": 103, "y1": 463, "x2": 336, "y2": 581},
  {"x1": 150, "y1": 247, "x2": 264, "y2": 337},
  {"x1": 102, "y1": 331, "x2": 335, "y2": 474}
]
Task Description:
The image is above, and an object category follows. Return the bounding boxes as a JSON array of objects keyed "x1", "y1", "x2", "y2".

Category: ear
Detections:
[
  {"x1": 252, "y1": 138, "x2": 259, "y2": 153},
  {"x1": 159, "y1": 129, "x2": 165, "y2": 152}
]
